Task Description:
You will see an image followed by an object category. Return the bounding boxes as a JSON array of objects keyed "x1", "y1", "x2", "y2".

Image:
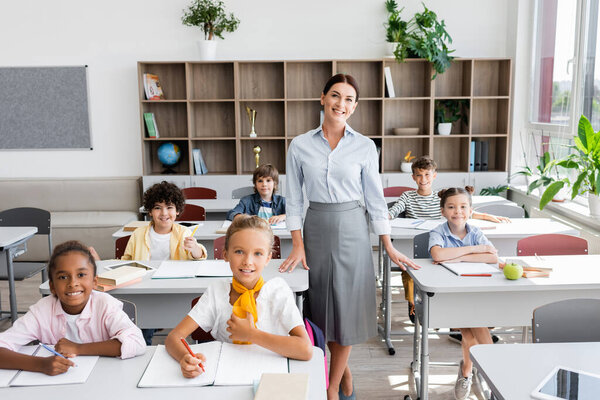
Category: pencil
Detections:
[
  {"x1": 190, "y1": 224, "x2": 200, "y2": 237},
  {"x1": 180, "y1": 337, "x2": 205, "y2": 373}
]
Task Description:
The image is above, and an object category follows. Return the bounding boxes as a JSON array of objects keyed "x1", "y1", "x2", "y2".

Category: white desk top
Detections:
[
  {"x1": 407, "y1": 255, "x2": 600, "y2": 294},
  {"x1": 186, "y1": 199, "x2": 239, "y2": 212},
  {"x1": 0, "y1": 227, "x2": 38, "y2": 249},
  {"x1": 0, "y1": 346, "x2": 326, "y2": 400},
  {"x1": 384, "y1": 195, "x2": 511, "y2": 206},
  {"x1": 40, "y1": 259, "x2": 307, "y2": 295},
  {"x1": 471, "y1": 342, "x2": 600, "y2": 400}
]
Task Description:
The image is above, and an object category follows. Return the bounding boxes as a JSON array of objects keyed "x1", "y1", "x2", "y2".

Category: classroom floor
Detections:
[{"x1": 0, "y1": 263, "x2": 522, "y2": 400}]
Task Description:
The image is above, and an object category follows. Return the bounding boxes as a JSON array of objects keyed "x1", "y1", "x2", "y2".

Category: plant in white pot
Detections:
[
  {"x1": 182, "y1": 0, "x2": 240, "y2": 60},
  {"x1": 435, "y1": 100, "x2": 468, "y2": 135},
  {"x1": 539, "y1": 115, "x2": 600, "y2": 215},
  {"x1": 384, "y1": 0, "x2": 406, "y2": 56},
  {"x1": 401, "y1": 150, "x2": 416, "y2": 173}
]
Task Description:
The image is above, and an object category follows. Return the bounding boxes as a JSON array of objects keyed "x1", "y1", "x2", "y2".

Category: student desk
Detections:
[
  {"x1": 404, "y1": 255, "x2": 600, "y2": 400},
  {"x1": 39, "y1": 259, "x2": 307, "y2": 329},
  {"x1": 0, "y1": 227, "x2": 38, "y2": 323},
  {"x1": 384, "y1": 195, "x2": 513, "y2": 207},
  {"x1": 0, "y1": 345, "x2": 326, "y2": 400},
  {"x1": 470, "y1": 342, "x2": 600, "y2": 400},
  {"x1": 113, "y1": 220, "x2": 293, "y2": 259}
]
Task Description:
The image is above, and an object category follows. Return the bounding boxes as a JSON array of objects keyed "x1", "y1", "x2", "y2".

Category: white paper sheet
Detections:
[
  {"x1": 441, "y1": 262, "x2": 500, "y2": 276},
  {"x1": 390, "y1": 218, "x2": 444, "y2": 230},
  {"x1": 10, "y1": 345, "x2": 98, "y2": 386},
  {"x1": 213, "y1": 343, "x2": 288, "y2": 386},
  {"x1": 137, "y1": 343, "x2": 222, "y2": 388},
  {"x1": 0, "y1": 345, "x2": 37, "y2": 387},
  {"x1": 270, "y1": 221, "x2": 287, "y2": 230},
  {"x1": 504, "y1": 257, "x2": 553, "y2": 271},
  {"x1": 152, "y1": 260, "x2": 233, "y2": 279},
  {"x1": 195, "y1": 260, "x2": 233, "y2": 277}
]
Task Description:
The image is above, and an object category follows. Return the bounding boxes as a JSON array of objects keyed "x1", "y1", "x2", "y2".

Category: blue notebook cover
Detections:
[{"x1": 469, "y1": 141, "x2": 475, "y2": 172}]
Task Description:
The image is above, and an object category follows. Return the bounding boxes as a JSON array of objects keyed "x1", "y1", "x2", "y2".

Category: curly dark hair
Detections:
[
  {"x1": 411, "y1": 156, "x2": 437, "y2": 173},
  {"x1": 438, "y1": 186, "x2": 475, "y2": 208},
  {"x1": 143, "y1": 181, "x2": 186, "y2": 214},
  {"x1": 48, "y1": 240, "x2": 97, "y2": 281}
]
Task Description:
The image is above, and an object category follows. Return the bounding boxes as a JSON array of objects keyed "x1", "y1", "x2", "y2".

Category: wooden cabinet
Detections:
[{"x1": 138, "y1": 58, "x2": 511, "y2": 175}]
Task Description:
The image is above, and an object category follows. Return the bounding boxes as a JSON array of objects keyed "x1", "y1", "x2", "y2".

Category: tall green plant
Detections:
[{"x1": 182, "y1": 0, "x2": 240, "y2": 40}]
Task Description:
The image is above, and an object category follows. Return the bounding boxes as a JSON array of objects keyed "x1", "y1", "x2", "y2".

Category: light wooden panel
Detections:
[
  {"x1": 383, "y1": 60, "x2": 432, "y2": 97},
  {"x1": 140, "y1": 63, "x2": 187, "y2": 100},
  {"x1": 191, "y1": 140, "x2": 237, "y2": 174},
  {"x1": 238, "y1": 101, "x2": 285, "y2": 137},
  {"x1": 190, "y1": 102, "x2": 235, "y2": 138},
  {"x1": 238, "y1": 62, "x2": 284, "y2": 99},
  {"x1": 348, "y1": 100, "x2": 382, "y2": 136},
  {"x1": 471, "y1": 99, "x2": 509, "y2": 135},
  {"x1": 433, "y1": 137, "x2": 470, "y2": 171},
  {"x1": 336, "y1": 61, "x2": 383, "y2": 98},
  {"x1": 142, "y1": 102, "x2": 188, "y2": 138},
  {"x1": 286, "y1": 62, "x2": 332, "y2": 99},
  {"x1": 473, "y1": 60, "x2": 511, "y2": 96},
  {"x1": 286, "y1": 101, "x2": 322, "y2": 136},
  {"x1": 188, "y1": 63, "x2": 234, "y2": 99},
  {"x1": 435, "y1": 60, "x2": 472, "y2": 97},
  {"x1": 384, "y1": 99, "x2": 431, "y2": 136},
  {"x1": 240, "y1": 139, "x2": 286, "y2": 174},
  {"x1": 383, "y1": 138, "x2": 430, "y2": 172}
]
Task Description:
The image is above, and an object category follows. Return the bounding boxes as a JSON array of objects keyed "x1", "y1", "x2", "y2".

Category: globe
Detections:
[{"x1": 157, "y1": 142, "x2": 181, "y2": 167}]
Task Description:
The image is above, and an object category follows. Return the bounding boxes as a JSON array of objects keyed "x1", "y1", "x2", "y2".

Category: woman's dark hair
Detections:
[
  {"x1": 438, "y1": 186, "x2": 475, "y2": 208},
  {"x1": 48, "y1": 240, "x2": 97, "y2": 281},
  {"x1": 322, "y1": 74, "x2": 360, "y2": 101},
  {"x1": 143, "y1": 181, "x2": 186, "y2": 214},
  {"x1": 253, "y1": 164, "x2": 279, "y2": 193}
]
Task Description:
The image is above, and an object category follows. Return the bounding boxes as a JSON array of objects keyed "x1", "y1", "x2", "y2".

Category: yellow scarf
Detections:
[{"x1": 231, "y1": 277, "x2": 264, "y2": 344}]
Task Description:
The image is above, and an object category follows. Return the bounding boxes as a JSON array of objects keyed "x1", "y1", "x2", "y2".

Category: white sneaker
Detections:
[{"x1": 454, "y1": 361, "x2": 473, "y2": 400}]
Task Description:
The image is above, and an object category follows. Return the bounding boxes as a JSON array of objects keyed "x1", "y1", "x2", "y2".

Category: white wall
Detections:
[{"x1": 0, "y1": 0, "x2": 514, "y2": 178}]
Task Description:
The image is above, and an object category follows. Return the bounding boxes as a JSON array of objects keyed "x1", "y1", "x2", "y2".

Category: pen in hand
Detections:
[
  {"x1": 40, "y1": 343, "x2": 77, "y2": 367},
  {"x1": 180, "y1": 338, "x2": 205, "y2": 373}
]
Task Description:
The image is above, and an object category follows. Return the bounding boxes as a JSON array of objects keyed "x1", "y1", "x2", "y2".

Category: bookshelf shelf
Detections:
[{"x1": 138, "y1": 58, "x2": 512, "y2": 175}]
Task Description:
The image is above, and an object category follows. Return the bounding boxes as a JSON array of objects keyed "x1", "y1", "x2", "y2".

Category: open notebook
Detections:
[
  {"x1": 217, "y1": 220, "x2": 286, "y2": 234},
  {"x1": 138, "y1": 343, "x2": 288, "y2": 387},
  {"x1": 151, "y1": 260, "x2": 233, "y2": 279},
  {"x1": 390, "y1": 218, "x2": 444, "y2": 230},
  {"x1": 1, "y1": 345, "x2": 98, "y2": 387},
  {"x1": 440, "y1": 262, "x2": 500, "y2": 277}
]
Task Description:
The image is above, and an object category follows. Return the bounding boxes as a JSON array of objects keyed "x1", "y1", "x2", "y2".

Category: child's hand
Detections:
[
  {"x1": 487, "y1": 214, "x2": 511, "y2": 223},
  {"x1": 268, "y1": 214, "x2": 285, "y2": 224},
  {"x1": 475, "y1": 244, "x2": 497, "y2": 254},
  {"x1": 88, "y1": 246, "x2": 101, "y2": 261},
  {"x1": 227, "y1": 312, "x2": 256, "y2": 342},
  {"x1": 179, "y1": 353, "x2": 206, "y2": 379},
  {"x1": 184, "y1": 236, "x2": 205, "y2": 259},
  {"x1": 40, "y1": 355, "x2": 74, "y2": 376},
  {"x1": 55, "y1": 338, "x2": 79, "y2": 358}
]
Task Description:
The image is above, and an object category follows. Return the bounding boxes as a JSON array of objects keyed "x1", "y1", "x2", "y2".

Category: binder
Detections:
[
  {"x1": 481, "y1": 141, "x2": 489, "y2": 171},
  {"x1": 469, "y1": 140, "x2": 475, "y2": 172},
  {"x1": 474, "y1": 141, "x2": 482, "y2": 171},
  {"x1": 384, "y1": 66, "x2": 395, "y2": 98}
]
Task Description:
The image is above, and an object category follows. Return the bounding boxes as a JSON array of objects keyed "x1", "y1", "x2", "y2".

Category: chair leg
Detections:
[{"x1": 522, "y1": 326, "x2": 529, "y2": 343}]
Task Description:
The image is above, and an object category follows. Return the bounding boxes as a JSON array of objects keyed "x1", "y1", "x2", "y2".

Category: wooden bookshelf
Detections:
[{"x1": 138, "y1": 58, "x2": 511, "y2": 175}]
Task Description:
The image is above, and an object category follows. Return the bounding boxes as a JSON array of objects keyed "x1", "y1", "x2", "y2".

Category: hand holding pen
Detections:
[
  {"x1": 179, "y1": 338, "x2": 206, "y2": 379},
  {"x1": 39, "y1": 343, "x2": 75, "y2": 376}
]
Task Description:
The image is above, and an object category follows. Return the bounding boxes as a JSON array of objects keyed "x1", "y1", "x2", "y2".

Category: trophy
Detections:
[
  {"x1": 245, "y1": 106, "x2": 258, "y2": 138},
  {"x1": 253, "y1": 145, "x2": 261, "y2": 168}
]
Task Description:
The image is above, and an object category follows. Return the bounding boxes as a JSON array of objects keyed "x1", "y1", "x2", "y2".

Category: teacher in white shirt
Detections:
[{"x1": 280, "y1": 74, "x2": 420, "y2": 400}]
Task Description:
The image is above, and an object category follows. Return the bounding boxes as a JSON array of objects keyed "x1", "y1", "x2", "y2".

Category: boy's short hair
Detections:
[
  {"x1": 143, "y1": 181, "x2": 186, "y2": 214},
  {"x1": 252, "y1": 164, "x2": 279, "y2": 193},
  {"x1": 48, "y1": 240, "x2": 97, "y2": 281},
  {"x1": 411, "y1": 156, "x2": 437, "y2": 174}
]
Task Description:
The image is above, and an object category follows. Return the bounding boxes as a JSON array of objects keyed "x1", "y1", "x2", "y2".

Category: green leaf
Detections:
[
  {"x1": 571, "y1": 172, "x2": 586, "y2": 199},
  {"x1": 578, "y1": 115, "x2": 594, "y2": 152},
  {"x1": 539, "y1": 181, "x2": 565, "y2": 210}
]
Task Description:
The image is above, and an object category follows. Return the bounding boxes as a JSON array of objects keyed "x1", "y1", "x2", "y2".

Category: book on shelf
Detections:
[
  {"x1": 137, "y1": 343, "x2": 288, "y2": 387},
  {"x1": 192, "y1": 148, "x2": 208, "y2": 175},
  {"x1": 384, "y1": 66, "x2": 395, "y2": 98},
  {"x1": 469, "y1": 140, "x2": 475, "y2": 172},
  {"x1": 481, "y1": 141, "x2": 489, "y2": 171},
  {"x1": 151, "y1": 113, "x2": 160, "y2": 138},
  {"x1": 255, "y1": 373, "x2": 309, "y2": 400},
  {"x1": 143, "y1": 73, "x2": 165, "y2": 100},
  {"x1": 474, "y1": 141, "x2": 482, "y2": 171},
  {"x1": 143, "y1": 112, "x2": 158, "y2": 138},
  {"x1": 97, "y1": 265, "x2": 148, "y2": 286}
]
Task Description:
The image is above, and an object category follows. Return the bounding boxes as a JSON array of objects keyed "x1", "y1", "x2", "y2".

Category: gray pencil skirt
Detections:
[{"x1": 304, "y1": 201, "x2": 377, "y2": 346}]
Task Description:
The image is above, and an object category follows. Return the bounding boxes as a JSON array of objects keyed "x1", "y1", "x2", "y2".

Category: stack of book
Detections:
[{"x1": 95, "y1": 263, "x2": 150, "y2": 292}]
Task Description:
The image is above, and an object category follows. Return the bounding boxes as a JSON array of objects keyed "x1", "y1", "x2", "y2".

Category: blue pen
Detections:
[{"x1": 40, "y1": 344, "x2": 76, "y2": 367}]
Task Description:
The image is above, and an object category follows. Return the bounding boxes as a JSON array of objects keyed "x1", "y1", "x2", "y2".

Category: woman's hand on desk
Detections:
[
  {"x1": 180, "y1": 352, "x2": 206, "y2": 379},
  {"x1": 279, "y1": 245, "x2": 309, "y2": 273},
  {"x1": 227, "y1": 313, "x2": 256, "y2": 342},
  {"x1": 386, "y1": 246, "x2": 421, "y2": 271}
]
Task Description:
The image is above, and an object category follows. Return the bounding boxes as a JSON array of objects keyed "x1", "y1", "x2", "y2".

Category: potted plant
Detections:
[
  {"x1": 539, "y1": 115, "x2": 600, "y2": 215},
  {"x1": 479, "y1": 184, "x2": 509, "y2": 197},
  {"x1": 383, "y1": 0, "x2": 454, "y2": 78},
  {"x1": 513, "y1": 151, "x2": 557, "y2": 197},
  {"x1": 401, "y1": 150, "x2": 416, "y2": 173},
  {"x1": 435, "y1": 100, "x2": 468, "y2": 135},
  {"x1": 181, "y1": 0, "x2": 240, "y2": 60}
]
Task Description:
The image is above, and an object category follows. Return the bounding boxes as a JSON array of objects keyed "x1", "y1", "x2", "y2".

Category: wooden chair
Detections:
[
  {"x1": 214, "y1": 235, "x2": 281, "y2": 260},
  {"x1": 177, "y1": 204, "x2": 206, "y2": 221},
  {"x1": 115, "y1": 235, "x2": 131, "y2": 259},
  {"x1": 231, "y1": 186, "x2": 254, "y2": 199},
  {"x1": 190, "y1": 296, "x2": 215, "y2": 343},
  {"x1": 383, "y1": 186, "x2": 414, "y2": 197},
  {"x1": 475, "y1": 203, "x2": 525, "y2": 218},
  {"x1": 517, "y1": 234, "x2": 588, "y2": 256},
  {"x1": 532, "y1": 299, "x2": 600, "y2": 343},
  {"x1": 182, "y1": 187, "x2": 217, "y2": 200}
]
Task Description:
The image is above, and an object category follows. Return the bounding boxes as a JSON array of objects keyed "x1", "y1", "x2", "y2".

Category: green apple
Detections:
[{"x1": 503, "y1": 263, "x2": 523, "y2": 280}]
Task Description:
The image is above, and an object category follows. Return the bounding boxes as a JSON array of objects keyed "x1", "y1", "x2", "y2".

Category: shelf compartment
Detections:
[
  {"x1": 287, "y1": 101, "x2": 322, "y2": 137},
  {"x1": 433, "y1": 137, "x2": 470, "y2": 172},
  {"x1": 471, "y1": 137, "x2": 508, "y2": 171},
  {"x1": 286, "y1": 62, "x2": 333, "y2": 99},
  {"x1": 348, "y1": 99, "x2": 382, "y2": 136},
  {"x1": 383, "y1": 137, "x2": 430, "y2": 173},
  {"x1": 383, "y1": 60, "x2": 432, "y2": 98},
  {"x1": 471, "y1": 99, "x2": 509, "y2": 135},
  {"x1": 142, "y1": 102, "x2": 188, "y2": 138},
  {"x1": 143, "y1": 140, "x2": 190, "y2": 175},
  {"x1": 239, "y1": 62, "x2": 284, "y2": 99},
  {"x1": 240, "y1": 139, "x2": 286, "y2": 174},
  {"x1": 188, "y1": 62, "x2": 234, "y2": 99},
  {"x1": 384, "y1": 99, "x2": 431, "y2": 136},
  {"x1": 336, "y1": 61, "x2": 383, "y2": 98},
  {"x1": 239, "y1": 101, "x2": 285, "y2": 137},
  {"x1": 473, "y1": 60, "x2": 511, "y2": 96},
  {"x1": 189, "y1": 102, "x2": 235, "y2": 138},
  {"x1": 191, "y1": 140, "x2": 237, "y2": 174},
  {"x1": 435, "y1": 59, "x2": 472, "y2": 97},
  {"x1": 139, "y1": 63, "x2": 187, "y2": 100},
  {"x1": 434, "y1": 99, "x2": 470, "y2": 135}
]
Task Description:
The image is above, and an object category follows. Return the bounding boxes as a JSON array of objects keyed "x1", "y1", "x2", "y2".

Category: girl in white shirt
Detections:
[{"x1": 165, "y1": 215, "x2": 313, "y2": 378}]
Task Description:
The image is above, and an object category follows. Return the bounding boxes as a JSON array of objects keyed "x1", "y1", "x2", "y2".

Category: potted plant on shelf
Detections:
[
  {"x1": 435, "y1": 100, "x2": 468, "y2": 135},
  {"x1": 181, "y1": 0, "x2": 240, "y2": 60},
  {"x1": 401, "y1": 151, "x2": 416, "y2": 173},
  {"x1": 539, "y1": 115, "x2": 600, "y2": 215},
  {"x1": 383, "y1": 0, "x2": 454, "y2": 78}
]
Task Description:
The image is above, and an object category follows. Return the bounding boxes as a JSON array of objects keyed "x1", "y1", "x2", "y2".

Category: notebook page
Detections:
[
  {"x1": 416, "y1": 220, "x2": 445, "y2": 230},
  {"x1": 195, "y1": 260, "x2": 233, "y2": 277},
  {"x1": 390, "y1": 219, "x2": 424, "y2": 229},
  {"x1": 270, "y1": 221, "x2": 286, "y2": 230},
  {"x1": 0, "y1": 345, "x2": 37, "y2": 387},
  {"x1": 214, "y1": 343, "x2": 288, "y2": 386},
  {"x1": 441, "y1": 262, "x2": 500, "y2": 276},
  {"x1": 10, "y1": 345, "x2": 98, "y2": 386},
  {"x1": 137, "y1": 343, "x2": 222, "y2": 388},
  {"x1": 152, "y1": 261, "x2": 198, "y2": 279},
  {"x1": 504, "y1": 257, "x2": 553, "y2": 271}
]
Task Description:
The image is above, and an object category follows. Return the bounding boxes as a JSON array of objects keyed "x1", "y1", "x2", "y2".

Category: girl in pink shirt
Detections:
[{"x1": 0, "y1": 241, "x2": 145, "y2": 376}]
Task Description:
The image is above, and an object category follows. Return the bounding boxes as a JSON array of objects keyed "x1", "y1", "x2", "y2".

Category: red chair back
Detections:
[
  {"x1": 177, "y1": 204, "x2": 206, "y2": 221},
  {"x1": 182, "y1": 187, "x2": 217, "y2": 200},
  {"x1": 190, "y1": 296, "x2": 215, "y2": 343},
  {"x1": 115, "y1": 235, "x2": 131, "y2": 259},
  {"x1": 517, "y1": 234, "x2": 588, "y2": 256},
  {"x1": 214, "y1": 235, "x2": 281, "y2": 260},
  {"x1": 383, "y1": 186, "x2": 414, "y2": 197}
]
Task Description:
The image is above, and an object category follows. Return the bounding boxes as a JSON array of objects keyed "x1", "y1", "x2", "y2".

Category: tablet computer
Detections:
[{"x1": 531, "y1": 366, "x2": 600, "y2": 400}]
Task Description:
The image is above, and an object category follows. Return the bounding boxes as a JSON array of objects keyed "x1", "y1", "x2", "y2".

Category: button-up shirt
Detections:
[
  {"x1": 428, "y1": 221, "x2": 493, "y2": 252},
  {"x1": 286, "y1": 125, "x2": 390, "y2": 235}
]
